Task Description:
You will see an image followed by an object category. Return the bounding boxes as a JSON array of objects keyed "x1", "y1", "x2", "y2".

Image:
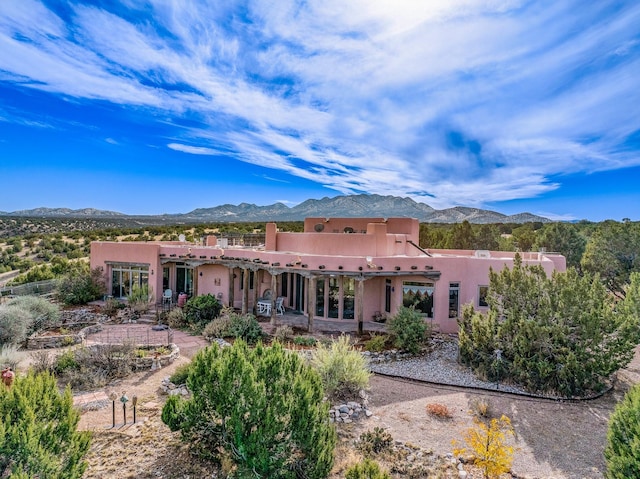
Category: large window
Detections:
[
  {"x1": 402, "y1": 281, "x2": 434, "y2": 318},
  {"x1": 449, "y1": 282, "x2": 460, "y2": 318},
  {"x1": 111, "y1": 264, "x2": 149, "y2": 298},
  {"x1": 343, "y1": 277, "x2": 355, "y2": 320},
  {"x1": 328, "y1": 277, "x2": 339, "y2": 318}
]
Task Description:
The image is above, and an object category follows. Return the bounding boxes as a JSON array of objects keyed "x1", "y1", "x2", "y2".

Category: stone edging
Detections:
[{"x1": 27, "y1": 324, "x2": 103, "y2": 349}]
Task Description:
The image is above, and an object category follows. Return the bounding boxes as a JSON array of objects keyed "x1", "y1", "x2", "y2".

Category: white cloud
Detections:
[
  {"x1": 1, "y1": 0, "x2": 639, "y2": 210},
  {"x1": 167, "y1": 143, "x2": 218, "y2": 155}
]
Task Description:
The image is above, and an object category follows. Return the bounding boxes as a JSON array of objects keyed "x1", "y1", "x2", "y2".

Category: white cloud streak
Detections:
[{"x1": 0, "y1": 0, "x2": 639, "y2": 208}]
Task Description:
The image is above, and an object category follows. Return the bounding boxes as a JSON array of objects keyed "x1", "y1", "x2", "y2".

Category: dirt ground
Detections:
[{"x1": 23, "y1": 343, "x2": 640, "y2": 479}]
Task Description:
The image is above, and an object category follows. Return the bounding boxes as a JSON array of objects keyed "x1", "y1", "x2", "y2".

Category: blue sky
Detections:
[{"x1": 1, "y1": 1, "x2": 639, "y2": 221}]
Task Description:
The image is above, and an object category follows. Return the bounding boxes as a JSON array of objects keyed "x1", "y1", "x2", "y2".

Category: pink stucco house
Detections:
[{"x1": 90, "y1": 217, "x2": 566, "y2": 334}]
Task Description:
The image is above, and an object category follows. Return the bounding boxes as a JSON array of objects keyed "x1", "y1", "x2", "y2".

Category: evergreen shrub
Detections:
[
  {"x1": 387, "y1": 306, "x2": 430, "y2": 354},
  {"x1": 7, "y1": 295, "x2": 61, "y2": 333},
  {"x1": 56, "y1": 265, "x2": 105, "y2": 305},
  {"x1": 605, "y1": 383, "x2": 640, "y2": 478},
  {"x1": 161, "y1": 340, "x2": 336, "y2": 478},
  {"x1": 0, "y1": 371, "x2": 91, "y2": 478},
  {"x1": 183, "y1": 294, "x2": 222, "y2": 332}
]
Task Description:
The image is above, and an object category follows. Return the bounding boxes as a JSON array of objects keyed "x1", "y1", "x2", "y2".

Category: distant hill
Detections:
[{"x1": 1, "y1": 194, "x2": 550, "y2": 224}]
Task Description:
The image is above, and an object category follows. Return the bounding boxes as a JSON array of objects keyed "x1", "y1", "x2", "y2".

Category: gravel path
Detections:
[{"x1": 369, "y1": 339, "x2": 532, "y2": 396}]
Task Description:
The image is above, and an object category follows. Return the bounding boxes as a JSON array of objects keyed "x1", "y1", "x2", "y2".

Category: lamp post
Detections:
[
  {"x1": 132, "y1": 395, "x2": 138, "y2": 423},
  {"x1": 108, "y1": 391, "x2": 118, "y2": 428},
  {"x1": 120, "y1": 392, "x2": 129, "y2": 425}
]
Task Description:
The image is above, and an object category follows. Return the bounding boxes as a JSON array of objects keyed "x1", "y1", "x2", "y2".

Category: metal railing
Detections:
[{"x1": 0, "y1": 279, "x2": 58, "y2": 298}]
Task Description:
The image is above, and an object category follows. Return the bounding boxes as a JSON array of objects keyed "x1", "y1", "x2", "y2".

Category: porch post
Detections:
[
  {"x1": 252, "y1": 270, "x2": 261, "y2": 315},
  {"x1": 241, "y1": 268, "x2": 250, "y2": 314},
  {"x1": 307, "y1": 276, "x2": 316, "y2": 333},
  {"x1": 228, "y1": 268, "x2": 235, "y2": 308},
  {"x1": 270, "y1": 272, "x2": 278, "y2": 326},
  {"x1": 357, "y1": 278, "x2": 364, "y2": 336}
]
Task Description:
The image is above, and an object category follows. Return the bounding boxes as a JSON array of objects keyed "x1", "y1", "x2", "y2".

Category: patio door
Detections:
[{"x1": 176, "y1": 264, "x2": 194, "y2": 296}]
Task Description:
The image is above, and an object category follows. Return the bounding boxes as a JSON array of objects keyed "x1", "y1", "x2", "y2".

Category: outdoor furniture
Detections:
[
  {"x1": 162, "y1": 289, "x2": 173, "y2": 305},
  {"x1": 275, "y1": 297, "x2": 285, "y2": 316},
  {"x1": 257, "y1": 299, "x2": 271, "y2": 315}
]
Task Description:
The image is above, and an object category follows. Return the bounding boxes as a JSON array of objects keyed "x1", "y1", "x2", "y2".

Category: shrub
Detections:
[
  {"x1": 0, "y1": 343, "x2": 21, "y2": 371},
  {"x1": 224, "y1": 311, "x2": 264, "y2": 344},
  {"x1": 426, "y1": 403, "x2": 453, "y2": 419},
  {"x1": 166, "y1": 307, "x2": 187, "y2": 328},
  {"x1": 273, "y1": 324, "x2": 294, "y2": 342},
  {"x1": 345, "y1": 458, "x2": 391, "y2": 479},
  {"x1": 183, "y1": 294, "x2": 222, "y2": 331},
  {"x1": 169, "y1": 362, "x2": 191, "y2": 386},
  {"x1": 127, "y1": 284, "x2": 151, "y2": 313},
  {"x1": 469, "y1": 397, "x2": 492, "y2": 419},
  {"x1": 387, "y1": 306, "x2": 430, "y2": 355},
  {"x1": 0, "y1": 371, "x2": 91, "y2": 478},
  {"x1": 458, "y1": 258, "x2": 640, "y2": 396},
  {"x1": 294, "y1": 335, "x2": 317, "y2": 347},
  {"x1": 161, "y1": 340, "x2": 336, "y2": 478},
  {"x1": 7, "y1": 295, "x2": 60, "y2": 333},
  {"x1": 364, "y1": 333, "x2": 388, "y2": 352},
  {"x1": 102, "y1": 297, "x2": 125, "y2": 316},
  {"x1": 453, "y1": 415, "x2": 514, "y2": 479},
  {"x1": 605, "y1": 383, "x2": 640, "y2": 478},
  {"x1": 56, "y1": 265, "x2": 105, "y2": 305},
  {"x1": 202, "y1": 316, "x2": 233, "y2": 341},
  {"x1": 358, "y1": 427, "x2": 394, "y2": 455},
  {"x1": 0, "y1": 304, "x2": 33, "y2": 346},
  {"x1": 311, "y1": 334, "x2": 371, "y2": 401},
  {"x1": 54, "y1": 349, "x2": 80, "y2": 374}
]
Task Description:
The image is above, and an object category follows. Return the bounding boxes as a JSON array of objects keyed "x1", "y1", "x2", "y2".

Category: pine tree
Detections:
[
  {"x1": 605, "y1": 383, "x2": 640, "y2": 478},
  {"x1": 162, "y1": 340, "x2": 336, "y2": 478},
  {"x1": 0, "y1": 371, "x2": 91, "y2": 478}
]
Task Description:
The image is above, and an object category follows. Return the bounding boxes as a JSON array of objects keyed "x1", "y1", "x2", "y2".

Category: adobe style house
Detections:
[{"x1": 90, "y1": 217, "x2": 566, "y2": 334}]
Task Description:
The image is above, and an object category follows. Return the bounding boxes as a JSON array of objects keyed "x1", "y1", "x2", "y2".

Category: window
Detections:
[
  {"x1": 402, "y1": 281, "x2": 434, "y2": 318},
  {"x1": 280, "y1": 272, "x2": 289, "y2": 297},
  {"x1": 315, "y1": 278, "x2": 325, "y2": 316},
  {"x1": 449, "y1": 282, "x2": 460, "y2": 318},
  {"x1": 328, "y1": 277, "x2": 339, "y2": 318},
  {"x1": 111, "y1": 264, "x2": 149, "y2": 298},
  {"x1": 478, "y1": 285, "x2": 489, "y2": 307},
  {"x1": 343, "y1": 277, "x2": 355, "y2": 319}
]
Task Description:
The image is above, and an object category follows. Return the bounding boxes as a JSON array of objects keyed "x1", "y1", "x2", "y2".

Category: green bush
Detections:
[
  {"x1": 458, "y1": 258, "x2": 640, "y2": 396},
  {"x1": 293, "y1": 335, "x2": 317, "y2": 347},
  {"x1": 161, "y1": 340, "x2": 336, "y2": 478},
  {"x1": 345, "y1": 458, "x2": 391, "y2": 479},
  {"x1": 54, "y1": 349, "x2": 80, "y2": 374},
  {"x1": 56, "y1": 265, "x2": 105, "y2": 305},
  {"x1": 311, "y1": 334, "x2": 371, "y2": 401},
  {"x1": 183, "y1": 294, "x2": 223, "y2": 331},
  {"x1": 605, "y1": 383, "x2": 640, "y2": 478},
  {"x1": 0, "y1": 371, "x2": 91, "y2": 478},
  {"x1": 358, "y1": 427, "x2": 394, "y2": 455},
  {"x1": 0, "y1": 304, "x2": 33, "y2": 346},
  {"x1": 169, "y1": 362, "x2": 191, "y2": 386},
  {"x1": 225, "y1": 311, "x2": 264, "y2": 344},
  {"x1": 387, "y1": 306, "x2": 430, "y2": 355},
  {"x1": 7, "y1": 295, "x2": 61, "y2": 333},
  {"x1": 364, "y1": 333, "x2": 388, "y2": 352}
]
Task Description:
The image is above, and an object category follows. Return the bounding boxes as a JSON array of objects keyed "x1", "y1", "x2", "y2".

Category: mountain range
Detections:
[{"x1": 0, "y1": 194, "x2": 550, "y2": 224}]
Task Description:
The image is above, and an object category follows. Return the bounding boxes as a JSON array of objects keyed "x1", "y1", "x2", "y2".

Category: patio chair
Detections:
[
  {"x1": 275, "y1": 297, "x2": 285, "y2": 316},
  {"x1": 162, "y1": 289, "x2": 173, "y2": 305}
]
